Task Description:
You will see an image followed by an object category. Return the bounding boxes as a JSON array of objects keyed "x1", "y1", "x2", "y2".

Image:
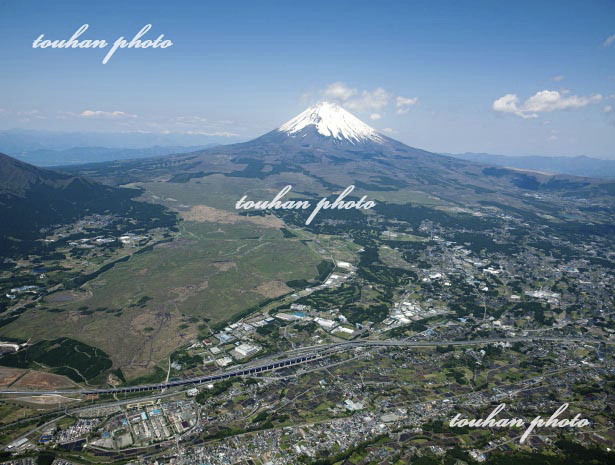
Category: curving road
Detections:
[{"x1": 0, "y1": 336, "x2": 598, "y2": 396}]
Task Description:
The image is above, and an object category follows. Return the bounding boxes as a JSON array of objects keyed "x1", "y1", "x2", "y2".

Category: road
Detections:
[{"x1": 0, "y1": 336, "x2": 597, "y2": 397}]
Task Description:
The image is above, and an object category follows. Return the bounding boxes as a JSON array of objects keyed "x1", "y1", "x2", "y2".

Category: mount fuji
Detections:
[
  {"x1": 244, "y1": 101, "x2": 415, "y2": 157},
  {"x1": 278, "y1": 101, "x2": 384, "y2": 144},
  {"x1": 67, "y1": 102, "x2": 612, "y2": 204}
]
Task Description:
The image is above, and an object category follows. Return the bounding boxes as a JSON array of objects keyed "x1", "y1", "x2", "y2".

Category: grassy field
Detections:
[
  {"x1": 0, "y1": 172, "x2": 396, "y2": 382},
  {"x1": 0, "y1": 219, "x2": 322, "y2": 380},
  {"x1": 139, "y1": 173, "x2": 321, "y2": 212}
]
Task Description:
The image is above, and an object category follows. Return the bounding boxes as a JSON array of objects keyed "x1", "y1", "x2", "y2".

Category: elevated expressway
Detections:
[{"x1": 0, "y1": 336, "x2": 598, "y2": 396}]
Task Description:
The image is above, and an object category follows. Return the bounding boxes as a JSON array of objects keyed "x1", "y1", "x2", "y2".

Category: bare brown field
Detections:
[
  {"x1": 11, "y1": 395, "x2": 81, "y2": 405},
  {"x1": 181, "y1": 204, "x2": 283, "y2": 228},
  {"x1": 0, "y1": 367, "x2": 26, "y2": 387},
  {"x1": 45, "y1": 290, "x2": 87, "y2": 304},
  {"x1": 254, "y1": 280, "x2": 291, "y2": 298},
  {"x1": 11, "y1": 370, "x2": 78, "y2": 390}
]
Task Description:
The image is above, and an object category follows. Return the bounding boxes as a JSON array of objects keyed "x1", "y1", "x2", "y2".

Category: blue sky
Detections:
[{"x1": 1, "y1": 0, "x2": 614, "y2": 157}]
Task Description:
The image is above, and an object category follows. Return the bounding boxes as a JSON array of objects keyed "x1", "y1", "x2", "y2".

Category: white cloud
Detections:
[
  {"x1": 322, "y1": 82, "x2": 357, "y2": 101},
  {"x1": 551, "y1": 75, "x2": 565, "y2": 82},
  {"x1": 157, "y1": 128, "x2": 237, "y2": 136},
  {"x1": 17, "y1": 110, "x2": 45, "y2": 120},
  {"x1": 179, "y1": 130, "x2": 239, "y2": 136},
  {"x1": 547, "y1": 135, "x2": 558, "y2": 141},
  {"x1": 80, "y1": 110, "x2": 137, "y2": 119},
  {"x1": 604, "y1": 105, "x2": 613, "y2": 113},
  {"x1": 55, "y1": 111, "x2": 73, "y2": 120},
  {"x1": 175, "y1": 115, "x2": 209, "y2": 125},
  {"x1": 312, "y1": 82, "x2": 418, "y2": 116},
  {"x1": 12, "y1": 108, "x2": 241, "y2": 137},
  {"x1": 396, "y1": 96, "x2": 418, "y2": 114},
  {"x1": 492, "y1": 94, "x2": 536, "y2": 119},
  {"x1": 524, "y1": 90, "x2": 601, "y2": 111},
  {"x1": 603, "y1": 33, "x2": 615, "y2": 47},
  {"x1": 345, "y1": 87, "x2": 392, "y2": 112},
  {"x1": 397, "y1": 96, "x2": 418, "y2": 106},
  {"x1": 382, "y1": 127, "x2": 395, "y2": 134},
  {"x1": 493, "y1": 90, "x2": 602, "y2": 118},
  {"x1": 169, "y1": 115, "x2": 239, "y2": 136}
]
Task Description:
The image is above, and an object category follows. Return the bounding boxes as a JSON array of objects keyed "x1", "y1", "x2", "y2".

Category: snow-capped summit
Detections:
[
  {"x1": 227, "y1": 100, "x2": 407, "y2": 158},
  {"x1": 278, "y1": 101, "x2": 383, "y2": 144}
]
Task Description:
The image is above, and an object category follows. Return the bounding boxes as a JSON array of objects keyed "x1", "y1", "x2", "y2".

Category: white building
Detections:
[
  {"x1": 216, "y1": 356, "x2": 233, "y2": 367},
  {"x1": 314, "y1": 317, "x2": 337, "y2": 330},
  {"x1": 234, "y1": 343, "x2": 261, "y2": 359}
]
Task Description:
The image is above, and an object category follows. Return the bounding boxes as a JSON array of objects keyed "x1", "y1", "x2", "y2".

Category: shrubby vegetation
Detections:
[{"x1": 0, "y1": 337, "x2": 112, "y2": 382}]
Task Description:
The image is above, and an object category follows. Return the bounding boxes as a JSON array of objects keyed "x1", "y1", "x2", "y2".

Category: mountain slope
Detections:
[
  {"x1": 279, "y1": 101, "x2": 384, "y2": 144},
  {"x1": 0, "y1": 153, "x2": 76, "y2": 195},
  {"x1": 63, "y1": 102, "x2": 615, "y2": 206},
  {"x1": 0, "y1": 153, "x2": 175, "y2": 258}
]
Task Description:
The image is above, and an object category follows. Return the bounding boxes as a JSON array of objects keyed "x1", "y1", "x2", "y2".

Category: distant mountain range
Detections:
[
  {"x1": 0, "y1": 129, "x2": 234, "y2": 166},
  {"x1": 0, "y1": 129, "x2": 240, "y2": 151},
  {"x1": 3, "y1": 127, "x2": 613, "y2": 180},
  {"x1": 8, "y1": 145, "x2": 216, "y2": 167},
  {"x1": 446, "y1": 152, "x2": 615, "y2": 179},
  {"x1": 66, "y1": 102, "x2": 614, "y2": 203},
  {"x1": 3, "y1": 102, "x2": 614, "y2": 259}
]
